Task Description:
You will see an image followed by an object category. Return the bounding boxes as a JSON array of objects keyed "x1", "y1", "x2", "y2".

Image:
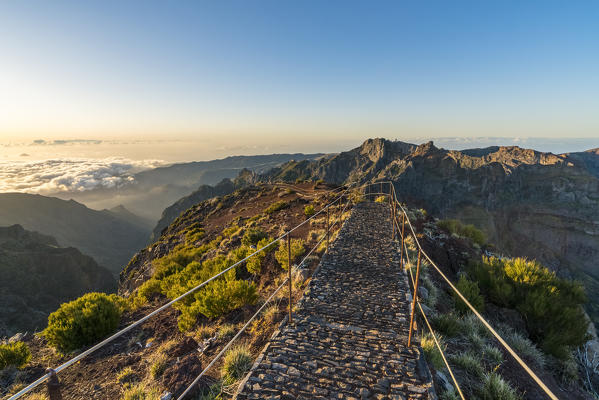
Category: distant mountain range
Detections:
[
  {"x1": 53, "y1": 153, "x2": 323, "y2": 220},
  {"x1": 0, "y1": 193, "x2": 151, "y2": 276},
  {"x1": 0, "y1": 225, "x2": 115, "y2": 337}
]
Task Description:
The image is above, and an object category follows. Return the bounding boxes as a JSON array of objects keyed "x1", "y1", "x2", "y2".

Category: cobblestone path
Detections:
[{"x1": 236, "y1": 202, "x2": 431, "y2": 400}]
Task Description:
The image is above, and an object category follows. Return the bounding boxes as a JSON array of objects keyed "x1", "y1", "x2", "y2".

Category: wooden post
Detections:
[
  {"x1": 288, "y1": 234, "x2": 292, "y2": 323},
  {"x1": 407, "y1": 249, "x2": 422, "y2": 347},
  {"x1": 46, "y1": 368, "x2": 62, "y2": 400}
]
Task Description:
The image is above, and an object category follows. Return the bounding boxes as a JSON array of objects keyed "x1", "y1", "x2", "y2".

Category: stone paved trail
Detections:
[{"x1": 235, "y1": 202, "x2": 432, "y2": 400}]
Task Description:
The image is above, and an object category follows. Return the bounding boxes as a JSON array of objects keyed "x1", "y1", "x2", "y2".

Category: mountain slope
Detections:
[
  {"x1": 265, "y1": 138, "x2": 599, "y2": 324},
  {"x1": 0, "y1": 225, "x2": 115, "y2": 337},
  {"x1": 54, "y1": 153, "x2": 324, "y2": 220},
  {"x1": 0, "y1": 193, "x2": 150, "y2": 275}
]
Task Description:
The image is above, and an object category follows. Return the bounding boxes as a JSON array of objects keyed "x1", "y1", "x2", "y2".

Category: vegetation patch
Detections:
[
  {"x1": 468, "y1": 256, "x2": 588, "y2": 359},
  {"x1": 438, "y1": 219, "x2": 486, "y2": 246},
  {"x1": 221, "y1": 344, "x2": 252, "y2": 384},
  {"x1": 275, "y1": 238, "x2": 306, "y2": 270},
  {"x1": 43, "y1": 292, "x2": 124, "y2": 353},
  {"x1": 304, "y1": 204, "x2": 316, "y2": 217},
  {"x1": 0, "y1": 341, "x2": 31, "y2": 369},
  {"x1": 265, "y1": 200, "x2": 289, "y2": 214}
]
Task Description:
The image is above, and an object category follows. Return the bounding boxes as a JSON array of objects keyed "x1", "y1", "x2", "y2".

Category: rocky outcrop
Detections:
[
  {"x1": 0, "y1": 225, "x2": 116, "y2": 337},
  {"x1": 265, "y1": 138, "x2": 599, "y2": 324}
]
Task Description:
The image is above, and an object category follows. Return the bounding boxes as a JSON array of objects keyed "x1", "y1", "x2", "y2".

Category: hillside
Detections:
[
  {"x1": 264, "y1": 138, "x2": 599, "y2": 325},
  {"x1": 0, "y1": 225, "x2": 115, "y2": 337},
  {"x1": 5, "y1": 187, "x2": 595, "y2": 400},
  {"x1": 54, "y1": 153, "x2": 324, "y2": 220},
  {"x1": 0, "y1": 194, "x2": 150, "y2": 276}
]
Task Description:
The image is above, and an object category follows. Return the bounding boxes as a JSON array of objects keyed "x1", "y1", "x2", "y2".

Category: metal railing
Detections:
[
  {"x1": 383, "y1": 181, "x2": 559, "y2": 400},
  {"x1": 9, "y1": 183, "x2": 358, "y2": 400},
  {"x1": 177, "y1": 192, "x2": 354, "y2": 399}
]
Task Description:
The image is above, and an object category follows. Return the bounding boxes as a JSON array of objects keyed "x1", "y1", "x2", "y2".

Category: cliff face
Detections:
[
  {"x1": 266, "y1": 138, "x2": 599, "y2": 323},
  {"x1": 0, "y1": 225, "x2": 116, "y2": 337},
  {"x1": 0, "y1": 193, "x2": 151, "y2": 276}
]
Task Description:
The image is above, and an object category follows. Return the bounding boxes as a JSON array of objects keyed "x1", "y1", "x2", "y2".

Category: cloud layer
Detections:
[{"x1": 0, "y1": 158, "x2": 164, "y2": 194}]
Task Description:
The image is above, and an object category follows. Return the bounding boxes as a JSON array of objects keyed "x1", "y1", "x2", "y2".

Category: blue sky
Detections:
[{"x1": 0, "y1": 0, "x2": 598, "y2": 147}]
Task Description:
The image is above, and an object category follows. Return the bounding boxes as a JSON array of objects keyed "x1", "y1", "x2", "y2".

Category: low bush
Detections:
[
  {"x1": 481, "y1": 372, "x2": 519, "y2": 400},
  {"x1": 265, "y1": 201, "x2": 289, "y2": 214},
  {"x1": 454, "y1": 276, "x2": 484, "y2": 314},
  {"x1": 116, "y1": 367, "x2": 137, "y2": 385},
  {"x1": 421, "y1": 333, "x2": 445, "y2": 370},
  {"x1": 430, "y1": 312, "x2": 461, "y2": 337},
  {"x1": 241, "y1": 228, "x2": 267, "y2": 246},
  {"x1": 0, "y1": 341, "x2": 31, "y2": 369},
  {"x1": 221, "y1": 345, "x2": 252, "y2": 384},
  {"x1": 304, "y1": 204, "x2": 316, "y2": 217},
  {"x1": 469, "y1": 256, "x2": 588, "y2": 359},
  {"x1": 375, "y1": 196, "x2": 387, "y2": 203},
  {"x1": 438, "y1": 219, "x2": 486, "y2": 246},
  {"x1": 499, "y1": 327, "x2": 544, "y2": 368},
  {"x1": 275, "y1": 238, "x2": 305, "y2": 270},
  {"x1": 217, "y1": 324, "x2": 236, "y2": 339},
  {"x1": 482, "y1": 345, "x2": 503, "y2": 366},
  {"x1": 121, "y1": 384, "x2": 160, "y2": 400},
  {"x1": 450, "y1": 352, "x2": 484, "y2": 378},
  {"x1": 43, "y1": 292, "x2": 123, "y2": 353},
  {"x1": 150, "y1": 354, "x2": 167, "y2": 379}
]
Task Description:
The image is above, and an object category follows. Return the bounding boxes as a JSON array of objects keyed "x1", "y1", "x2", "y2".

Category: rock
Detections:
[
  {"x1": 435, "y1": 371, "x2": 453, "y2": 393},
  {"x1": 160, "y1": 392, "x2": 173, "y2": 400},
  {"x1": 418, "y1": 286, "x2": 428, "y2": 300},
  {"x1": 8, "y1": 332, "x2": 26, "y2": 343}
]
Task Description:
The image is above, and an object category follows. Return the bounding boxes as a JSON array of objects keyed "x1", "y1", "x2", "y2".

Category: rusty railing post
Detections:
[
  {"x1": 288, "y1": 234, "x2": 292, "y2": 323},
  {"x1": 400, "y1": 213, "x2": 405, "y2": 268},
  {"x1": 326, "y1": 207, "x2": 330, "y2": 249},
  {"x1": 46, "y1": 368, "x2": 62, "y2": 400},
  {"x1": 407, "y1": 249, "x2": 422, "y2": 347}
]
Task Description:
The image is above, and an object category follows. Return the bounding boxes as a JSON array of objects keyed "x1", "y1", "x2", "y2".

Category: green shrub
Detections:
[
  {"x1": 275, "y1": 239, "x2": 305, "y2": 270},
  {"x1": 241, "y1": 228, "x2": 267, "y2": 246},
  {"x1": 185, "y1": 226, "x2": 205, "y2": 244},
  {"x1": 222, "y1": 224, "x2": 242, "y2": 238},
  {"x1": 499, "y1": 327, "x2": 545, "y2": 368},
  {"x1": 221, "y1": 345, "x2": 252, "y2": 384},
  {"x1": 450, "y1": 352, "x2": 484, "y2": 378},
  {"x1": 0, "y1": 341, "x2": 31, "y2": 369},
  {"x1": 150, "y1": 354, "x2": 167, "y2": 379},
  {"x1": 481, "y1": 372, "x2": 519, "y2": 400},
  {"x1": 246, "y1": 238, "x2": 276, "y2": 274},
  {"x1": 438, "y1": 219, "x2": 486, "y2": 246},
  {"x1": 304, "y1": 205, "x2": 316, "y2": 217},
  {"x1": 116, "y1": 367, "x2": 137, "y2": 385},
  {"x1": 121, "y1": 384, "x2": 160, "y2": 400},
  {"x1": 430, "y1": 312, "x2": 461, "y2": 337},
  {"x1": 470, "y1": 256, "x2": 588, "y2": 359},
  {"x1": 265, "y1": 201, "x2": 289, "y2": 214},
  {"x1": 43, "y1": 292, "x2": 123, "y2": 353},
  {"x1": 217, "y1": 324, "x2": 236, "y2": 339},
  {"x1": 454, "y1": 276, "x2": 484, "y2": 314},
  {"x1": 482, "y1": 345, "x2": 504, "y2": 367},
  {"x1": 421, "y1": 333, "x2": 445, "y2": 369}
]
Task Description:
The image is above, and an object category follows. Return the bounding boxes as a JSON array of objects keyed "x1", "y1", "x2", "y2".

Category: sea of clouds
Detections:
[{"x1": 0, "y1": 158, "x2": 165, "y2": 194}]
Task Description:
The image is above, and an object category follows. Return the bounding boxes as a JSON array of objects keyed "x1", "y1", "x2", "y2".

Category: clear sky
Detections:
[{"x1": 0, "y1": 0, "x2": 598, "y2": 148}]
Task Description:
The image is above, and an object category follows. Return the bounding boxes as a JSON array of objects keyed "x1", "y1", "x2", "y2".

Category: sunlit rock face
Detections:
[{"x1": 266, "y1": 138, "x2": 599, "y2": 324}]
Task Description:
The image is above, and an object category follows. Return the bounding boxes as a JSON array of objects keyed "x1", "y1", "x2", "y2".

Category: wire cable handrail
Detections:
[
  {"x1": 389, "y1": 182, "x2": 559, "y2": 400},
  {"x1": 400, "y1": 225, "x2": 465, "y2": 400},
  {"x1": 9, "y1": 182, "x2": 359, "y2": 400},
  {"x1": 177, "y1": 189, "x2": 354, "y2": 398}
]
